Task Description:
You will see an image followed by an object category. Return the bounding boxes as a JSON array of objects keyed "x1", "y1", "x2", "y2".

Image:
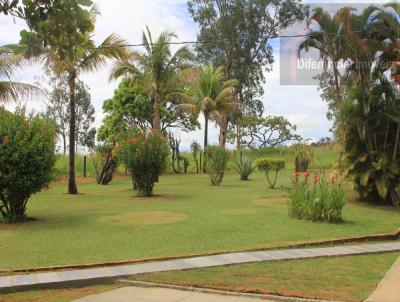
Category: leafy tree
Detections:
[
  {"x1": 0, "y1": 108, "x2": 57, "y2": 223},
  {"x1": 228, "y1": 115, "x2": 300, "y2": 150},
  {"x1": 188, "y1": 0, "x2": 308, "y2": 142},
  {"x1": 0, "y1": 46, "x2": 40, "y2": 103},
  {"x1": 43, "y1": 74, "x2": 95, "y2": 154},
  {"x1": 12, "y1": 0, "x2": 128, "y2": 194},
  {"x1": 109, "y1": 27, "x2": 193, "y2": 132},
  {"x1": 73, "y1": 81, "x2": 95, "y2": 152},
  {"x1": 98, "y1": 78, "x2": 199, "y2": 144}
]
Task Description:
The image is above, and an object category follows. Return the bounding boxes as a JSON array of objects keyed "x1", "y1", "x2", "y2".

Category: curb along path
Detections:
[
  {"x1": 366, "y1": 256, "x2": 400, "y2": 302},
  {"x1": 1, "y1": 242, "x2": 400, "y2": 291}
]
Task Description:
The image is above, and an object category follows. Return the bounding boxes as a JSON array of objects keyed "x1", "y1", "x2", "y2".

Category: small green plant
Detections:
[
  {"x1": 292, "y1": 141, "x2": 313, "y2": 172},
  {"x1": 233, "y1": 153, "x2": 255, "y2": 180},
  {"x1": 288, "y1": 173, "x2": 345, "y2": 223},
  {"x1": 255, "y1": 157, "x2": 285, "y2": 189},
  {"x1": 0, "y1": 109, "x2": 57, "y2": 223},
  {"x1": 120, "y1": 130, "x2": 169, "y2": 196},
  {"x1": 205, "y1": 145, "x2": 230, "y2": 186},
  {"x1": 190, "y1": 140, "x2": 201, "y2": 173}
]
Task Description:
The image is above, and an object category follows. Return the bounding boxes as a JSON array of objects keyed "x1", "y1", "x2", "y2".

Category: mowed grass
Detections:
[
  {"x1": 3, "y1": 253, "x2": 398, "y2": 302},
  {"x1": 133, "y1": 252, "x2": 400, "y2": 302},
  {"x1": 1, "y1": 284, "x2": 122, "y2": 302},
  {"x1": 0, "y1": 170, "x2": 399, "y2": 270}
]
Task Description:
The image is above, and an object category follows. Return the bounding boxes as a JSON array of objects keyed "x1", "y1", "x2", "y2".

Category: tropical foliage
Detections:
[
  {"x1": 233, "y1": 154, "x2": 255, "y2": 181},
  {"x1": 109, "y1": 27, "x2": 193, "y2": 132},
  {"x1": 300, "y1": 3, "x2": 400, "y2": 207},
  {"x1": 289, "y1": 173, "x2": 345, "y2": 223},
  {"x1": 0, "y1": 46, "x2": 40, "y2": 103},
  {"x1": 176, "y1": 64, "x2": 239, "y2": 148}
]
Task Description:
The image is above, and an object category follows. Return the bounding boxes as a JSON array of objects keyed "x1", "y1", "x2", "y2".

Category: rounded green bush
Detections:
[
  {"x1": 120, "y1": 130, "x2": 169, "y2": 196},
  {"x1": 0, "y1": 109, "x2": 57, "y2": 223}
]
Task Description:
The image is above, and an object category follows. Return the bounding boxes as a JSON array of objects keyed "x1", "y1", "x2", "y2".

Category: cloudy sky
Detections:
[{"x1": 0, "y1": 0, "x2": 386, "y2": 150}]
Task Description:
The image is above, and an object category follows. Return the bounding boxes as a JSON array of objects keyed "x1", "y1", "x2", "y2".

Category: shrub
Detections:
[
  {"x1": 292, "y1": 142, "x2": 313, "y2": 172},
  {"x1": 255, "y1": 157, "x2": 285, "y2": 189},
  {"x1": 0, "y1": 109, "x2": 57, "y2": 223},
  {"x1": 120, "y1": 130, "x2": 169, "y2": 196},
  {"x1": 288, "y1": 173, "x2": 345, "y2": 223},
  {"x1": 205, "y1": 145, "x2": 230, "y2": 186},
  {"x1": 233, "y1": 153, "x2": 255, "y2": 180}
]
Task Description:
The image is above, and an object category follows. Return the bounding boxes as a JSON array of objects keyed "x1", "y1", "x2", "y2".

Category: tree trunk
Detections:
[
  {"x1": 204, "y1": 114, "x2": 209, "y2": 149},
  {"x1": 153, "y1": 93, "x2": 162, "y2": 131},
  {"x1": 236, "y1": 124, "x2": 241, "y2": 151},
  {"x1": 62, "y1": 133, "x2": 66, "y2": 155},
  {"x1": 68, "y1": 73, "x2": 78, "y2": 194},
  {"x1": 333, "y1": 62, "x2": 342, "y2": 103},
  {"x1": 219, "y1": 115, "x2": 229, "y2": 148},
  {"x1": 203, "y1": 114, "x2": 209, "y2": 173},
  {"x1": 393, "y1": 123, "x2": 400, "y2": 161}
]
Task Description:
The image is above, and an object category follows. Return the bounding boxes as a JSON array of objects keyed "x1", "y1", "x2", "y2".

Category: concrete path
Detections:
[
  {"x1": 72, "y1": 286, "x2": 277, "y2": 302},
  {"x1": 1, "y1": 242, "x2": 399, "y2": 291},
  {"x1": 365, "y1": 256, "x2": 400, "y2": 302}
]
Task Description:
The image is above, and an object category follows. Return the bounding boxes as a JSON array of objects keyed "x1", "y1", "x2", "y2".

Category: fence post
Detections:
[{"x1": 83, "y1": 155, "x2": 87, "y2": 178}]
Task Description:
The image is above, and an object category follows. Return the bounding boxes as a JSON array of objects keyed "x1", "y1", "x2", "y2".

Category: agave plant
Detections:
[{"x1": 233, "y1": 154, "x2": 256, "y2": 181}]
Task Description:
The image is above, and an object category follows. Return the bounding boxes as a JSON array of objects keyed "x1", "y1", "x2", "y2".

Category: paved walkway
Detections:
[
  {"x1": 72, "y1": 286, "x2": 278, "y2": 302},
  {"x1": 366, "y1": 256, "x2": 400, "y2": 302},
  {"x1": 1, "y1": 242, "x2": 399, "y2": 290}
]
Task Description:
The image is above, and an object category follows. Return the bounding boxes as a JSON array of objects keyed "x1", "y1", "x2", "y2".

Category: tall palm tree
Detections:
[
  {"x1": 0, "y1": 46, "x2": 41, "y2": 103},
  {"x1": 177, "y1": 64, "x2": 239, "y2": 149},
  {"x1": 109, "y1": 27, "x2": 193, "y2": 132},
  {"x1": 298, "y1": 7, "x2": 344, "y2": 102},
  {"x1": 17, "y1": 19, "x2": 128, "y2": 194}
]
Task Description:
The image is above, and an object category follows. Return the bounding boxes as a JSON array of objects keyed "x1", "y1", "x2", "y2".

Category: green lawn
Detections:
[
  {"x1": 1, "y1": 171, "x2": 399, "y2": 270},
  {"x1": 133, "y1": 252, "x2": 400, "y2": 302}
]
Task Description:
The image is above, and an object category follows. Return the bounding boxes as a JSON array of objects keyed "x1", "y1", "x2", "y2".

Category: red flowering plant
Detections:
[
  {"x1": 0, "y1": 108, "x2": 57, "y2": 223},
  {"x1": 288, "y1": 170, "x2": 345, "y2": 223},
  {"x1": 120, "y1": 129, "x2": 169, "y2": 196}
]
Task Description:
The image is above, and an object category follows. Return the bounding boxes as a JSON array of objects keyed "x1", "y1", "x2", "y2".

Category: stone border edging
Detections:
[
  {"x1": 117, "y1": 279, "x2": 346, "y2": 302},
  {"x1": 1, "y1": 228, "x2": 399, "y2": 275}
]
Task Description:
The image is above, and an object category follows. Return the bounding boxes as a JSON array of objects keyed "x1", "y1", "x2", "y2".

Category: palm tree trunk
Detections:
[
  {"x1": 333, "y1": 62, "x2": 341, "y2": 102},
  {"x1": 153, "y1": 93, "x2": 162, "y2": 131},
  {"x1": 203, "y1": 114, "x2": 209, "y2": 173},
  {"x1": 68, "y1": 73, "x2": 78, "y2": 195},
  {"x1": 219, "y1": 115, "x2": 229, "y2": 148},
  {"x1": 204, "y1": 114, "x2": 209, "y2": 149}
]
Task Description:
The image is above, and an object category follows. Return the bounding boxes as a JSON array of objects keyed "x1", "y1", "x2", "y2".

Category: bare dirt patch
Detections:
[
  {"x1": 221, "y1": 208, "x2": 258, "y2": 216},
  {"x1": 97, "y1": 211, "x2": 188, "y2": 225},
  {"x1": 252, "y1": 195, "x2": 288, "y2": 208}
]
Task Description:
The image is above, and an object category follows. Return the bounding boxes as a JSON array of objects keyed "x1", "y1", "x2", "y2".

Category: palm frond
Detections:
[
  {"x1": 0, "y1": 81, "x2": 43, "y2": 103},
  {"x1": 80, "y1": 34, "x2": 129, "y2": 73}
]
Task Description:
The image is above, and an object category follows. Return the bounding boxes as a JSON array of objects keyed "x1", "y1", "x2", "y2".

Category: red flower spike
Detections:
[{"x1": 132, "y1": 138, "x2": 138, "y2": 144}]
